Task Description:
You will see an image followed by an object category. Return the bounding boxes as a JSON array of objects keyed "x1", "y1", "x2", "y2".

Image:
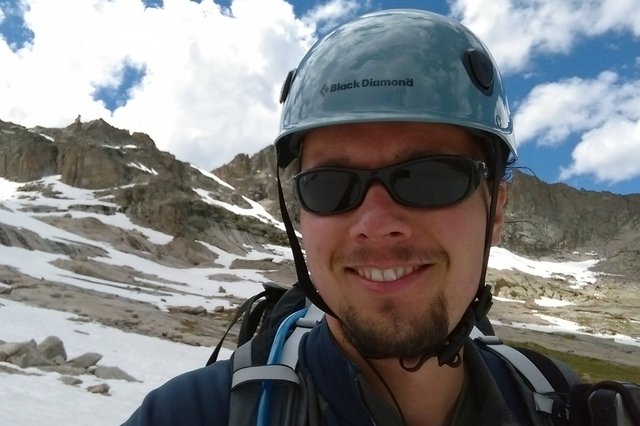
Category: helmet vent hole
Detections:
[
  {"x1": 280, "y1": 69, "x2": 297, "y2": 104},
  {"x1": 462, "y1": 49, "x2": 494, "y2": 95}
]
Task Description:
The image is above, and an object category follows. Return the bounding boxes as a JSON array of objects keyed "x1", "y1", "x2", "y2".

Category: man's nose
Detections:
[{"x1": 348, "y1": 183, "x2": 413, "y2": 241}]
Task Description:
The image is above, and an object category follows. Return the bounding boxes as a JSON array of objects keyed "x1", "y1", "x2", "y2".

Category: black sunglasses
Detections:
[{"x1": 294, "y1": 155, "x2": 489, "y2": 215}]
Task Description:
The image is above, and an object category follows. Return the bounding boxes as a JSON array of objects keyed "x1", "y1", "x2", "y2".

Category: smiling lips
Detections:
[{"x1": 354, "y1": 265, "x2": 422, "y2": 282}]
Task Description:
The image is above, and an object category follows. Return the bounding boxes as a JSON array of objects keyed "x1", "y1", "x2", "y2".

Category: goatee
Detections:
[{"x1": 340, "y1": 292, "x2": 449, "y2": 359}]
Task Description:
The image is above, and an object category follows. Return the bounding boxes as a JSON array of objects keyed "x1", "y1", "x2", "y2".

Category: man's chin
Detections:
[{"x1": 339, "y1": 301, "x2": 449, "y2": 360}]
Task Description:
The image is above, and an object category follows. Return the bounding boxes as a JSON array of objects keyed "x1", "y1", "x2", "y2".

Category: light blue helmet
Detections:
[{"x1": 276, "y1": 9, "x2": 516, "y2": 168}]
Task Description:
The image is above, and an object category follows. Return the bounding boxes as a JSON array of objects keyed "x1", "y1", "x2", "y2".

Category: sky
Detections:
[
  {"x1": 1, "y1": 172, "x2": 637, "y2": 424},
  {"x1": 0, "y1": 0, "x2": 639, "y2": 195}
]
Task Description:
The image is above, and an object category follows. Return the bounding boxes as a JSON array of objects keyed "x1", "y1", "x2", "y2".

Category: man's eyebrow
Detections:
[
  {"x1": 305, "y1": 149, "x2": 449, "y2": 168},
  {"x1": 310, "y1": 156, "x2": 351, "y2": 167},
  {"x1": 302, "y1": 153, "x2": 351, "y2": 168}
]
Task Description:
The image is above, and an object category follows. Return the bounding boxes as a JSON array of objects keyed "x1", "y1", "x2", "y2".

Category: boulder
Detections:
[
  {"x1": 7, "y1": 340, "x2": 54, "y2": 368},
  {"x1": 92, "y1": 365, "x2": 138, "y2": 382},
  {"x1": 168, "y1": 305, "x2": 207, "y2": 316},
  {"x1": 86, "y1": 383, "x2": 110, "y2": 395},
  {"x1": 37, "y1": 336, "x2": 67, "y2": 365},
  {"x1": 0, "y1": 342, "x2": 24, "y2": 360},
  {"x1": 59, "y1": 376, "x2": 83, "y2": 386},
  {"x1": 66, "y1": 352, "x2": 103, "y2": 369}
]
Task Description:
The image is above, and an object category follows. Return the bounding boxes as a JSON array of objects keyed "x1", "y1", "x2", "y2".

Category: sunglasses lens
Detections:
[
  {"x1": 296, "y1": 170, "x2": 362, "y2": 214},
  {"x1": 392, "y1": 159, "x2": 473, "y2": 207},
  {"x1": 295, "y1": 157, "x2": 483, "y2": 214}
]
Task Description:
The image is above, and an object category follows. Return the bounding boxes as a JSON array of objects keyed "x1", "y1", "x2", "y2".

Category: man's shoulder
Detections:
[
  {"x1": 466, "y1": 334, "x2": 587, "y2": 425},
  {"x1": 122, "y1": 359, "x2": 232, "y2": 426}
]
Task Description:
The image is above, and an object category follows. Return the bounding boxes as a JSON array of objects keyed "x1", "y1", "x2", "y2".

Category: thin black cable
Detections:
[{"x1": 362, "y1": 350, "x2": 408, "y2": 426}]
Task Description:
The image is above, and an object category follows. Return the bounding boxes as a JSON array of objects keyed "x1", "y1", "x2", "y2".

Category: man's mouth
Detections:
[{"x1": 354, "y1": 266, "x2": 421, "y2": 282}]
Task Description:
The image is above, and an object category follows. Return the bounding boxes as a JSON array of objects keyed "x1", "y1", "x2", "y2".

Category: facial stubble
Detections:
[{"x1": 340, "y1": 291, "x2": 449, "y2": 360}]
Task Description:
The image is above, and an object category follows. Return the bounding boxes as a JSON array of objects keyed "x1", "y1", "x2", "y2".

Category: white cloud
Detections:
[
  {"x1": 301, "y1": 0, "x2": 365, "y2": 34},
  {"x1": 450, "y1": 0, "x2": 640, "y2": 74},
  {"x1": 560, "y1": 118, "x2": 640, "y2": 183},
  {"x1": 515, "y1": 71, "x2": 640, "y2": 183},
  {"x1": 515, "y1": 72, "x2": 621, "y2": 145},
  {"x1": 0, "y1": 0, "x2": 327, "y2": 171}
]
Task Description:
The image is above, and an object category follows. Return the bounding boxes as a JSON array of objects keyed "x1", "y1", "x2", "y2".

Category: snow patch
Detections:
[{"x1": 489, "y1": 247, "x2": 599, "y2": 288}]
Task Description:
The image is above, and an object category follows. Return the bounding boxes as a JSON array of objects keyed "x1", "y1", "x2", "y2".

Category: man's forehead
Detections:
[{"x1": 300, "y1": 122, "x2": 488, "y2": 164}]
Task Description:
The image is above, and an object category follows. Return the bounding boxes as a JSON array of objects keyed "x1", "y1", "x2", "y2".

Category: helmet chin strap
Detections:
[
  {"x1": 277, "y1": 145, "x2": 503, "y2": 369},
  {"x1": 277, "y1": 166, "x2": 335, "y2": 317}
]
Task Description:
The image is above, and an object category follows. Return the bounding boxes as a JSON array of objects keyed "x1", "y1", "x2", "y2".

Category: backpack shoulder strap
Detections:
[
  {"x1": 227, "y1": 334, "x2": 303, "y2": 425},
  {"x1": 280, "y1": 304, "x2": 324, "y2": 368},
  {"x1": 227, "y1": 305, "x2": 324, "y2": 425},
  {"x1": 472, "y1": 328, "x2": 572, "y2": 424},
  {"x1": 475, "y1": 328, "x2": 640, "y2": 426},
  {"x1": 207, "y1": 289, "x2": 270, "y2": 366},
  {"x1": 230, "y1": 305, "x2": 324, "y2": 384}
]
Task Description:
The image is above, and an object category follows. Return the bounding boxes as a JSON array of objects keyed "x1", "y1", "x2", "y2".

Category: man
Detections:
[{"x1": 124, "y1": 9, "x2": 573, "y2": 426}]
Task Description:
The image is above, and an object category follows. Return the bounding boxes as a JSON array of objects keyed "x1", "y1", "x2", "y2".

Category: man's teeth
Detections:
[{"x1": 356, "y1": 266, "x2": 418, "y2": 282}]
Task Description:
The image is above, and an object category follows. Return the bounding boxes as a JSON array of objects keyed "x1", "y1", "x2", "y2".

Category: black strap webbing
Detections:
[{"x1": 206, "y1": 290, "x2": 268, "y2": 366}]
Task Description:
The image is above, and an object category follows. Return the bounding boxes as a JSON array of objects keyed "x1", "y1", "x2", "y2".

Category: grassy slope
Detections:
[{"x1": 507, "y1": 340, "x2": 640, "y2": 383}]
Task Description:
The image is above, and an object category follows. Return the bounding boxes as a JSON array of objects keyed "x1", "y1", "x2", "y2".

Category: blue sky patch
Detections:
[
  {"x1": 93, "y1": 62, "x2": 147, "y2": 113},
  {"x1": 0, "y1": 0, "x2": 34, "y2": 52},
  {"x1": 142, "y1": 0, "x2": 164, "y2": 9}
]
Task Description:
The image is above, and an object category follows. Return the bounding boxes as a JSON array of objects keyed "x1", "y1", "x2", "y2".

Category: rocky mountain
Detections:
[
  {"x1": 0, "y1": 117, "x2": 638, "y2": 373},
  {"x1": 0, "y1": 117, "x2": 288, "y2": 256},
  {"x1": 505, "y1": 172, "x2": 640, "y2": 279}
]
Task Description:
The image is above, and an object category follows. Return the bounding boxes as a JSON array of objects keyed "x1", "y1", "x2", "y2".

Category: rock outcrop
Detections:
[
  {"x1": 0, "y1": 335, "x2": 138, "y2": 396},
  {"x1": 0, "y1": 118, "x2": 288, "y2": 254},
  {"x1": 503, "y1": 171, "x2": 640, "y2": 277}
]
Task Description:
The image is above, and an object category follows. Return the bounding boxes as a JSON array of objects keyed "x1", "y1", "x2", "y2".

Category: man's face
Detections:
[{"x1": 298, "y1": 122, "x2": 507, "y2": 359}]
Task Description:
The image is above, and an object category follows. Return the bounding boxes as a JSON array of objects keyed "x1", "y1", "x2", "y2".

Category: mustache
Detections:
[{"x1": 335, "y1": 245, "x2": 448, "y2": 265}]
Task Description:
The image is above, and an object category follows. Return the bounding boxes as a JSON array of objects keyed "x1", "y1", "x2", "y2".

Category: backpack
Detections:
[
  {"x1": 209, "y1": 283, "x2": 640, "y2": 426},
  {"x1": 207, "y1": 282, "x2": 306, "y2": 366}
]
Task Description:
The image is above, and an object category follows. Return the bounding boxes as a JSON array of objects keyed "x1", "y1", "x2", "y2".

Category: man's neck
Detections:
[{"x1": 327, "y1": 317, "x2": 466, "y2": 426}]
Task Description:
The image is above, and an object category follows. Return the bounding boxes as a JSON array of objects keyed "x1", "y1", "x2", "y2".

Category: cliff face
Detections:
[
  {"x1": 0, "y1": 120, "x2": 59, "y2": 181},
  {"x1": 0, "y1": 118, "x2": 176, "y2": 188},
  {"x1": 213, "y1": 146, "x2": 283, "y2": 216},
  {"x1": 0, "y1": 118, "x2": 287, "y2": 253},
  {"x1": 503, "y1": 171, "x2": 640, "y2": 276}
]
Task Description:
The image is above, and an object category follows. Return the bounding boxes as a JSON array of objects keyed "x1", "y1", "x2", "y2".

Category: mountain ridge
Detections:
[{"x1": 0, "y1": 118, "x2": 288, "y2": 255}]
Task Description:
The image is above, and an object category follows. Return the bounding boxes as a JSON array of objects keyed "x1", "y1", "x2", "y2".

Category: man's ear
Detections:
[{"x1": 491, "y1": 181, "x2": 508, "y2": 246}]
